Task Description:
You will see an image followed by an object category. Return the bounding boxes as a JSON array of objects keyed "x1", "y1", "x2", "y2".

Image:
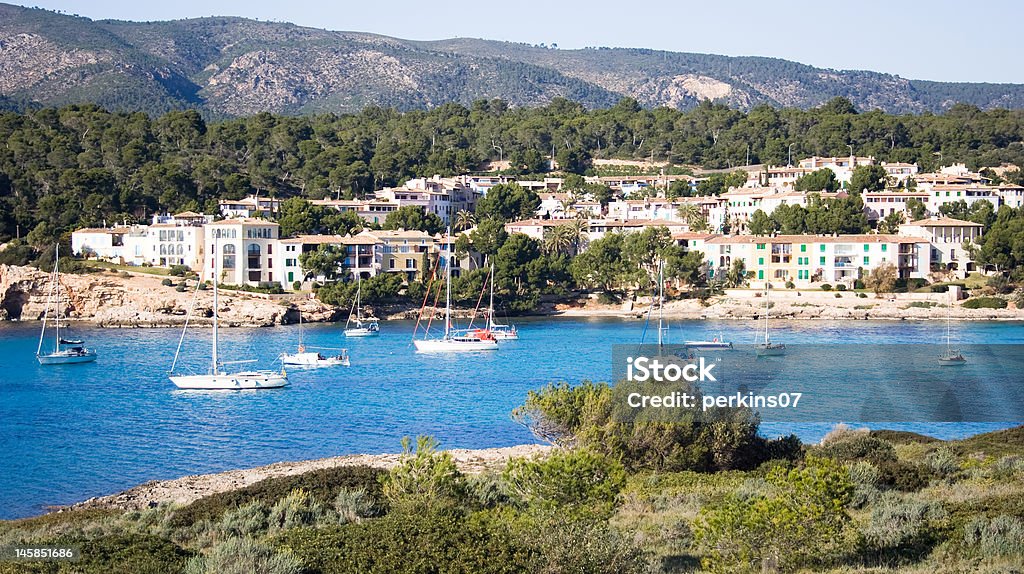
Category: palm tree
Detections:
[
  {"x1": 543, "y1": 225, "x2": 572, "y2": 256},
  {"x1": 676, "y1": 203, "x2": 709, "y2": 231},
  {"x1": 564, "y1": 219, "x2": 589, "y2": 256},
  {"x1": 454, "y1": 209, "x2": 476, "y2": 232}
]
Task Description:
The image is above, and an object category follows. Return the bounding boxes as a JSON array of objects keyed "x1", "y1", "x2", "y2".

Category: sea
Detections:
[{"x1": 1, "y1": 316, "x2": 1022, "y2": 519}]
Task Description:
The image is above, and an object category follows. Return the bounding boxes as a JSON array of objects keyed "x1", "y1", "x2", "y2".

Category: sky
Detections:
[{"x1": 12, "y1": 0, "x2": 1023, "y2": 84}]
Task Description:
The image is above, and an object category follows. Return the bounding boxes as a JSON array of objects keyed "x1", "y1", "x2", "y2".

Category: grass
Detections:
[
  {"x1": 902, "y1": 301, "x2": 937, "y2": 309},
  {"x1": 84, "y1": 260, "x2": 171, "y2": 276},
  {"x1": 963, "y1": 273, "x2": 989, "y2": 289}
]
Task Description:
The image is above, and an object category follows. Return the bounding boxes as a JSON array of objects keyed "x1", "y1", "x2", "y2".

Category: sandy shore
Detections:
[{"x1": 66, "y1": 444, "x2": 553, "y2": 512}]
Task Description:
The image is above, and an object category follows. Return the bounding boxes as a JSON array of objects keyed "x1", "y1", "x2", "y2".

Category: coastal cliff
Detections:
[{"x1": 0, "y1": 265, "x2": 338, "y2": 327}]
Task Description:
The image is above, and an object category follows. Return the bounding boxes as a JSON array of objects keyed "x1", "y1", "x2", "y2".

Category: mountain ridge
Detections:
[{"x1": 2, "y1": 3, "x2": 1023, "y2": 117}]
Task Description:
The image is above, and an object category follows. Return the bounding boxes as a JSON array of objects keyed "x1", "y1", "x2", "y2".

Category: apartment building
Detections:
[
  {"x1": 202, "y1": 219, "x2": 279, "y2": 286},
  {"x1": 900, "y1": 217, "x2": 984, "y2": 275}
]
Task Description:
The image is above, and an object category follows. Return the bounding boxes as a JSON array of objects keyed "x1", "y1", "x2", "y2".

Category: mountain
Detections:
[{"x1": 2, "y1": 3, "x2": 1023, "y2": 117}]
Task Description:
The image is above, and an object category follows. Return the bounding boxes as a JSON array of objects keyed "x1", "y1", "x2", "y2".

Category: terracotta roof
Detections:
[
  {"x1": 906, "y1": 217, "x2": 983, "y2": 227},
  {"x1": 706, "y1": 234, "x2": 925, "y2": 245},
  {"x1": 206, "y1": 218, "x2": 279, "y2": 226}
]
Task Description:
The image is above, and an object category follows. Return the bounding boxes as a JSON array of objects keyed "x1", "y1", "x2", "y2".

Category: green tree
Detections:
[
  {"x1": 475, "y1": 183, "x2": 541, "y2": 222},
  {"x1": 383, "y1": 205, "x2": 444, "y2": 235},
  {"x1": 906, "y1": 197, "x2": 928, "y2": 221},
  {"x1": 298, "y1": 245, "x2": 346, "y2": 281},
  {"x1": 570, "y1": 233, "x2": 629, "y2": 292},
  {"x1": 864, "y1": 262, "x2": 898, "y2": 296},
  {"x1": 748, "y1": 209, "x2": 775, "y2": 236},
  {"x1": 878, "y1": 211, "x2": 905, "y2": 234},
  {"x1": 468, "y1": 218, "x2": 509, "y2": 256},
  {"x1": 794, "y1": 168, "x2": 840, "y2": 192},
  {"x1": 848, "y1": 164, "x2": 890, "y2": 193}
]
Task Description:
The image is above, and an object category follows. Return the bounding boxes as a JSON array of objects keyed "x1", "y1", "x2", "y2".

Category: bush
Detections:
[
  {"x1": 169, "y1": 265, "x2": 190, "y2": 277},
  {"x1": 694, "y1": 457, "x2": 854, "y2": 573},
  {"x1": 292, "y1": 281, "x2": 302, "y2": 291},
  {"x1": 963, "y1": 515, "x2": 1024, "y2": 557},
  {"x1": 333, "y1": 488, "x2": 376, "y2": 524},
  {"x1": 925, "y1": 446, "x2": 960, "y2": 478},
  {"x1": 784, "y1": 280, "x2": 795, "y2": 289},
  {"x1": 267, "y1": 489, "x2": 332, "y2": 531},
  {"x1": 986, "y1": 275, "x2": 1014, "y2": 294},
  {"x1": 962, "y1": 296, "x2": 1007, "y2": 309},
  {"x1": 380, "y1": 436, "x2": 467, "y2": 506},
  {"x1": 503, "y1": 449, "x2": 625, "y2": 519},
  {"x1": 854, "y1": 279, "x2": 866, "y2": 290},
  {"x1": 175, "y1": 283, "x2": 187, "y2": 292},
  {"x1": 597, "y1": 291, "x2": 621, "y2": 305},
  {"x1": 37, "y1": 534, "x2": 193, "y2": 574},
  {"x1": 161, "y1": 278, "x2": 174, "y2": 286},
  {"x1": 813, "y1": 430, "x2": 897, "y2": 465},
  {"x1": 0, "y1": 242, "x2": 36, "y2": 266},
  {"x1": 185, "y1": 537, "x2": 301, "y2": 574},
  {"x1": 835, "y1": 292, "x2": 842, "y2": 298},
  {"x1": 861, "y1": 493, "x2": 946, "y2": 561},
  {"x1": 167, "y1": 465, "x2": 384, "y2": 527},
  {"x1": 858, "y1": 292, "x2": 868, "y2": 298},
  {"x1": 836, "y1": 284, "x2": 848, "y2": 291},
  {"x1": 820, "y1": 283, "x2": 833, "y2": 291}
]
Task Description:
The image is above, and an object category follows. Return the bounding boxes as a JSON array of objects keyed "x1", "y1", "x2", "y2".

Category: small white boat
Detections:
[
  {"x1": 684, "y1": 337, "x2": 733, "y2": 350},
  {"x1": 169, "y1": 239, "x2": 287, "y2": 390},
  {"x1": 344, "y1": 274, "x2": 379, "y2": 337},
  {"x1": 755, "y1": 283, "x2": 786, "y2": 357},
  {"x1": 939, "y1": 292, "x2": 966, "y2": 365},
  {"x1": 485, "y1": 263, "x2": 518, "y2": 340},
  {"x1": 280, "y1": 311, "x2": 350, "y2": 367},
  {"x1": 36, "y1": 245, "x2": 97, "y2": 365},
  {"x1": 413, "y1": 228, "x2": 498, "y2": 353},
  {"x1": 280, "y1": 351, "x2": 349, "y2": 368}
]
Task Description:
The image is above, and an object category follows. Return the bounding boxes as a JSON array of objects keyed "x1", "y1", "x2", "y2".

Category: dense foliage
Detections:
[{"x1": 3, "y1": 99, "x2": 1024, "y2": 248}]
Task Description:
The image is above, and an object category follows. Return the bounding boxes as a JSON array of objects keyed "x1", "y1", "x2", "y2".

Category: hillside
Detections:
[{"x1": 1, "y1": 3, "x2": 1023, "y2": 116}]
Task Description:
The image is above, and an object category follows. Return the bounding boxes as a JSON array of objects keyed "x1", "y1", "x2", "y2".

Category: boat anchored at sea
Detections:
[
  {"x1": 169, "y1": 240, "x2": 287, "y2": 390},
  {"x1": 939, "y1": 290, "x2": 966, "y2": 365},
  {"x1": 413, "y1": 228, "x2": 498, "y2": 352},
  {"x1": 281, "y1": 311, "x2": 349, "y2": 368},
  {"x1": 36, "y1": 245, "x2": 97, "y2": 365},
  {"x1": 485, "y1": 262, "x2": 518, "y2": 340},
  {"x1": 755, "y1": 283, "x2": 786, "y2": 357},
  {"x1": 344, "y1": 274, "x2": 379, "y2": 337}
]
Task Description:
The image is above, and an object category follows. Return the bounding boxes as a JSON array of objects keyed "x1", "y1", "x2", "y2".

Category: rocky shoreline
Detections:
[
  {"x1": 3, "y1": 264, "x2": 1021, "y2": 327},
  {"x1": 66, "y1": 444, "x2": 553, "y2": 512}
]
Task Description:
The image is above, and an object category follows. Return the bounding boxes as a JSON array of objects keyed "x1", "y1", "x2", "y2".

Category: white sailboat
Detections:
[
  {"x1": 755, "y1": 283, "x2": 786, "y2": 357},
  {"x1": 939, "y1": 291, "x2": 966, "y2": 365},
  {"x1": 169, "y1": 241, "x2": 287, "y2": 389},
  {"x1": 344, "y1": 274, "x2": 379, "y2": 337},
  {"x1": 36, "y1": 245, "x2": 97, "y2": 365},
  {"x1": 413, "y1": 229, "x2": 498, "y2": 352},
  {"x1": 485, "y1": 262, "x2": 518, "y2": 340},
  {"x1": 281, "y1": 311, "x2": 349, "y2": 368}
]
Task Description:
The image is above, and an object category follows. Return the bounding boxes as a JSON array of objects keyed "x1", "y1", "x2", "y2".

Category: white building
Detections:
[
  {"x1": 900, "y1": 217, "x2": 984, "y2": 276},
  {"x1": 862, "y1": 191, "x2": 931, "y2": 221},
  {"x1": 203, "y1": 219, "x2": 280, "y2": 286}
]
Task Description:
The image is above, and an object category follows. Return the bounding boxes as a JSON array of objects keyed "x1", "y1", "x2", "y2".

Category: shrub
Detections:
[
  {"x1": 0, "y1": 243, "x2": 36, "y2": 266},
  {"x1": 925, "y1": 446, "x2": 960, "y2": 478},
  {"x1": 161, "y1": 278, "x2": 174, "y2": 286},
  {"x1": 167, "y1": 465, "x2": 383, "y2": 527},
  {"x1": 861, "y1": 493, "x2": 946, "y2": 561},
  {"x1": 857, "y1": 292, "x2": 868, "y2": 298},
  {"x1": 333, "y1": 488, "x2": 376, "y2": 524},
  {"x1": 267, "y1": 489, "x2": 332, "y2": 531},
  {"x1": 694, "y1": 457, "x2": 854, "y2": 573},
  {"x1": 185, "y1": 537, "x2": 302, "y2": 574},
  {"x1": 962, "y1": 297, "x2": 1007, "y2": 309},
  {"x1": 814, "y1": 431, "x2": 897, "y2": 464},
  {"x1": 834, "y1": 292, "x2": 842, "y2": 298},
  {"x1": 503, "y1": 449, "x2": 625, "y2": 518},
  {"x1": 119, "y1": 271, "x2": 132, "y2": 278},
  {"x1": 169, "y1": 265, "x2": 190, "y2": 277},
  {"x1": 175, "y1": 283, "x2": 187, "y2": 292},
  {"x1": 292, "y1": 281, "x2": 302, "y2": 291},
  {"x1": 836, "y1": 284, "x2": 848, "y2": 291},
  {"x1": 875, "y1": 460, "x2": 931, "y2": 492},
  {"x1": 465, "y1": 472, "x2": 514, "y2": 510},
  {"x1": 784, "y1": 280, "x2": 795, "y2": 289},
  {"x1": 217, "y1": 501, "x2": 269, "y2": 538},
  {"x1": 597, "y1": 291, "x2": 621, "y2": 305},
  {"x1": 963, "y1": 515, "x2": 1024, "y2": 557},
  {"x1": 820, "y1": 283, "x2": 833, "y2": 291},
  {"x1": 986, "y1": 275, "x2": 1014, "y2": 294},
  {"x1": 41, "y1": 534, "x2": 193, "y2": 574},
  {"x1": 380, "y1": 436, "x2": 467, "y2": 506},
  {"x1": 854, "y1": 279, "x2": 866, "y2": 290}
]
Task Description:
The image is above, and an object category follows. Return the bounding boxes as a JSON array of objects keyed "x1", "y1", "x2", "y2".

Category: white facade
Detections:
[
  {"x1": 203, "y1": 219, "x2": 280, "y2": 286},
  {"x1": 900, "y1": 217, "x2": 984, "y2": 276}
]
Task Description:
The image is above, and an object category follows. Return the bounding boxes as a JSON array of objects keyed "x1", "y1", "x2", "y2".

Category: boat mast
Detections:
[
  {"x1": 53, "y1": 244, "x2": 60, "y2": 353},
  {"x1": 764, "y1": 283, "x2": 771, "y2": 345},
  {"x1": 657, "y1": 259, "x2": 666, "y2": 349},
  {"x1": 212, "y1": 237, "x2": 219, "y2": 375},
  {"x1": 445, "y1": 227, "x2": 452, "y2": 339},
  {"x1": 488, "y1": 261, "x2": 495, "y2": 330},
  {"x1": 37, "y1": 245, "x2": 58, "y2": 356},
  {"x1": 356, "y1": 273, "x2": 362, "y2": 322}
]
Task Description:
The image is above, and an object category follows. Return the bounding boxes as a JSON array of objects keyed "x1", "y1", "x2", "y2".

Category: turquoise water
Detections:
[{"x1": 1, "y1": 317, "x2": 1022, "y2": 519}]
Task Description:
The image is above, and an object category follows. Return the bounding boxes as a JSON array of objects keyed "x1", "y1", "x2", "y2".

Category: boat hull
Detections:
[
  {"x1": 344, "y1": 328, "x2": 379, "y2": 337},
  {"x1": 755, "y1": 344, "x2": 786, "y2": 357},
  {"x1": 37, "y1": 351, "x2": 97, "y2": 365},
  {"x1": 170, "y1": 371, "x2": 287, "y2": 390},
  {"x1": 281, "y1": 352, "x2": 349, "y2": 367},
  {"x1": 413, "y1": 339, "x2": 499, "y2": 352},
  {"x1": 684, "y1": 341, "x2": 733, "y2": 350}
]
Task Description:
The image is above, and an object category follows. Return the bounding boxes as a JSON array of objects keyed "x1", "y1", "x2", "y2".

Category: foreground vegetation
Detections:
[{"x1": 2, "y1": 382, "x2": 1022, "y2": 574}]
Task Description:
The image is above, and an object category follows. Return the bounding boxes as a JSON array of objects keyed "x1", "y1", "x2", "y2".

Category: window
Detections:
[
  {"x1": 757, "y1": 270, "x2": 764, "y2": 280},
  {"x1": 820, "y1": 245, "x2": 826, "y2": 252},
  {"x1": 757, "y1": 243, "x2": 765, "y2": 250},
  {"x1": 267, "y1": 244, "x2": 273, "y2": 255},
  {"x1": 800, "y1": 244, "x2": 807, "y2": 252},
  {"x1": 247, "y1": 244, "x2": 261, "y2": 269},
  {"x1": 758, "y1": 257, "x2": 764, "y2": 266},
  {"x1": 389, "y1": 259, "x2": 396, "y2": 269},
  {"x1": 222, "y1": 244, "x2": 236, "y2": 269},
  {"x1": 863, "y1": 256, "x2": 870, "y2": 265},
  {"x1": 406, "y1": 259, "x2": 417, "y2": 270},
  {"x1": 881, "y1": 244, "x2": 887, "y2": 252},
  {"x1": 863, "y1": 244, "x2": 870, "y2": 252},
  {"x1": 820, "y1": 256, "x2": 826, "y2": 265}
]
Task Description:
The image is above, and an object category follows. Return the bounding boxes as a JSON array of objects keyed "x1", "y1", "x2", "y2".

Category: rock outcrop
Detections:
[{"x1": 0, "y1": 265, "x2": 338, "y2": 327}]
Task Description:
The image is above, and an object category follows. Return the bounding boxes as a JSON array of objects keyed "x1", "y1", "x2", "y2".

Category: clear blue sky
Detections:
[{"x1": 13, "y1": 0, "x2": 1022, "y2": 84}]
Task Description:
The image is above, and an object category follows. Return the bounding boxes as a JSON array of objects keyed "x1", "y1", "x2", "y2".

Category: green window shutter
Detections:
[
  {"x1": 863, "y1": 256, "x2": 870, "y2": 265},
  {"x1": 820, "y1": 256, "x2": 826, "y2": 265},
  {"x1": 820, "y1": 244, "x2": 826, "y2": 252},
  {"x1": 881, "y1": 244, "x2": 887, "y2": 252},
  {"x1": 863, "y1": 244, "x2": 869, "y2": 252},
  {"x1": 758, "y1": 270, "x2": 764, "y2": 280},
  {"x1": 758, "y1": 257, "x2": 764, "y2": 265},
  {"x1": 801, "y1": 244, "x2": 807, "y2": 252}
]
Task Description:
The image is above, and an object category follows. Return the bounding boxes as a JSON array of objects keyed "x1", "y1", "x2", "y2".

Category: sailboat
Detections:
[
  {"x1": 169, "y1": 240, "x2": 287, "y2": 389},
  {"x1": 485, "y1": 262, "x2": 518, "y2": 340},
  {"x1": 36, "y1": 245, "x2": 97, "y2": 365},
  {"x1": 344, "y1": 274, "x2": 379, "y2": 337},
  {"x1": 413, "y1": 229, "x2": 498, "y2": 352},
  {"x1": 939, "y1": 291, "x2": 966, "y2": 365},
  {"x1": 281, "y1": 311, "x2": 350, "y2": 367},
  {"x1": 755, "y1": 283, "x2": 786, "y2": 357}
]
